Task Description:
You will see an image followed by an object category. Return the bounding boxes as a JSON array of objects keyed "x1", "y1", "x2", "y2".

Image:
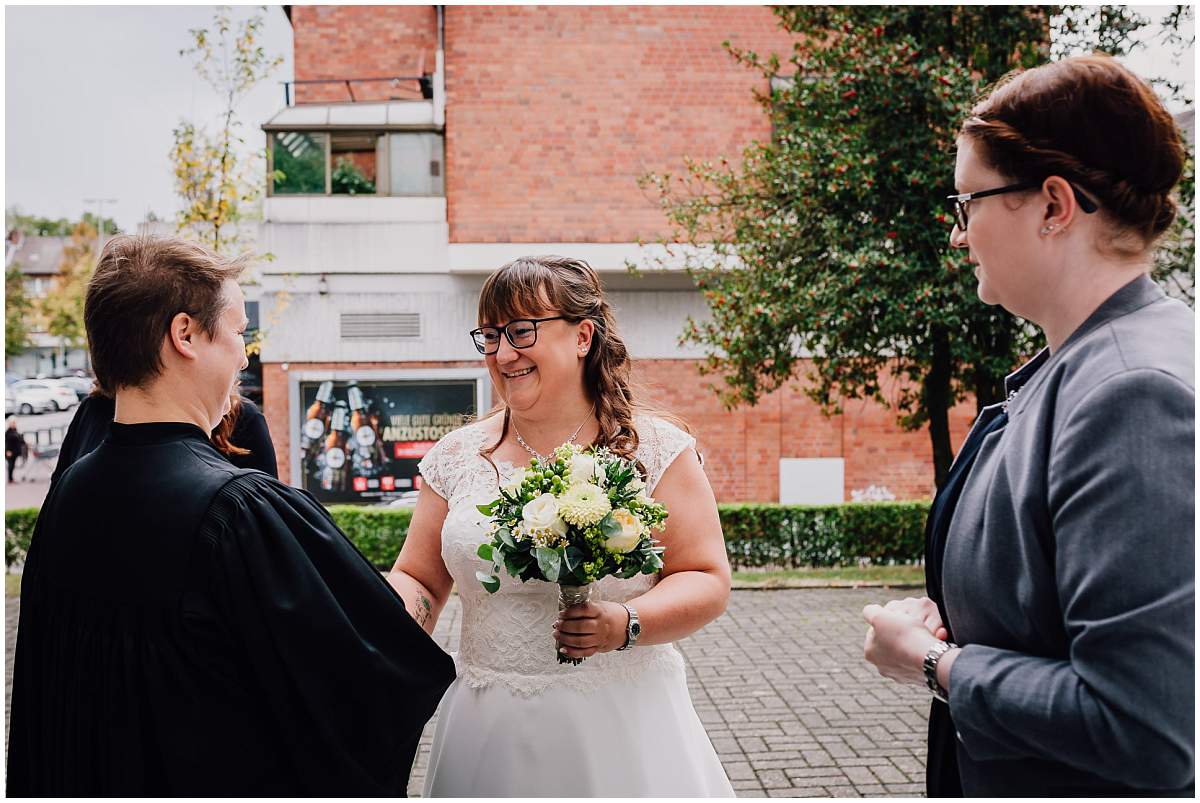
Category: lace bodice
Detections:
[{"x1": 419, "y1": 415, "x2": 696, "y2": 696}]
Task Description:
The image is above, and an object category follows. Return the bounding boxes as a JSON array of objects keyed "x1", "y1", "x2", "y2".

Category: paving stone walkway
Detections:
[{"x1": 6, "y1": 587, "x2": 931, "y2": 797}]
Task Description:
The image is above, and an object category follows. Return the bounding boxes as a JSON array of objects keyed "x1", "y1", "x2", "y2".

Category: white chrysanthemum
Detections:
[{"x1": 558, "y1": 482, "x2": 611, "y2": 526}]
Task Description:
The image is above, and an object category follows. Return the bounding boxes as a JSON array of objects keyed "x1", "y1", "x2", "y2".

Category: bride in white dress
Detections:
[{"x1": 387, "y1": 256, "x2": 734, "y2": 797}]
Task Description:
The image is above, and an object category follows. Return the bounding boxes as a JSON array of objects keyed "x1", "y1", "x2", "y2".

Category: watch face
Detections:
[{"x1": 629, "y1": 621, "x2": 641, "y2": 637}]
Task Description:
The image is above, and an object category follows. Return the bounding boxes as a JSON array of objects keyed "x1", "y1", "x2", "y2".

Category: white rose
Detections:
[
  {"x1": 568, "y1": 453, "x2": 602, "y2": 486},
  {"x1": 605, "y1": 508, "x2": 643, "y2": 553},
  {"x1": 628, "y1": 475, "x2": 646, "y2": 493},
  {"x1": 501, "y1": 468, "x2": 528, "y2": 497},
  {"x1": 635, "y1": 490, "x2": 653, "y2": 507},
  {"x1": 522, "y1": 493, "x2": 567, "y2": 536}
]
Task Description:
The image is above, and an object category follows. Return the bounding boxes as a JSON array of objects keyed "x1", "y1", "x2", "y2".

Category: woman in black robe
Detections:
[
  {"x1": 51, "y1": 388, "x2": 277, "y2": 486},
  {"x1": 7, "y1": 234, "x2": 455, "y2": 795}
]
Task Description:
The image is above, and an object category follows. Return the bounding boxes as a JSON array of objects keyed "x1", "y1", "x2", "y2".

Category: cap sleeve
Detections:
[
  {"x1": 417, "y1": 424, "x2": 483, "y2": 501},
  {"x1": 636, "y1": 416, "x2": 697, "y2": 495}
]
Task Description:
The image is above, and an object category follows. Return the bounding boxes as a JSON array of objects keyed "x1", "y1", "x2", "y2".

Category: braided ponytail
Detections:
[{"x1": 962, "y1": 54, "x2": 1185, "y2": 252}]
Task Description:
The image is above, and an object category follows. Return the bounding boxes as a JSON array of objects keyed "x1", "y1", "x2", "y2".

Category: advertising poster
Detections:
[{"x1": 297, "y1": 379, "x2": 477, "y2": 504}]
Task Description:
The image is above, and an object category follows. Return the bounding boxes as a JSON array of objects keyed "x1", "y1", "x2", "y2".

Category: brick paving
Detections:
[{"x1": 6, "y1": 587, "x2": 931, "y2": 797}]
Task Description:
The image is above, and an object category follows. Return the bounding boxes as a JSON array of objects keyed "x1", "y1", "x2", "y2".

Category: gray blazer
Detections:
[{"x1": 942, "y1": 274, "x2": 1195, "y2": 796}]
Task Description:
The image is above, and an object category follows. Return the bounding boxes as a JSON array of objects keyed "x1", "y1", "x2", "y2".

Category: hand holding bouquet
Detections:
[{"x1": 475, "y1": 443, "x2": 668, "y2": 664}]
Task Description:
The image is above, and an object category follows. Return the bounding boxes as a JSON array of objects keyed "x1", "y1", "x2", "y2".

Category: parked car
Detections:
[
  {"x1": 12, "y1": 380, "x2": 77, "y2": 412},
  {"x1": 7, "y1": 382, "x2": 58, "y2": 415},
  {"x1": 53, "y1": 375, "x2": 97, "y2": 401}
]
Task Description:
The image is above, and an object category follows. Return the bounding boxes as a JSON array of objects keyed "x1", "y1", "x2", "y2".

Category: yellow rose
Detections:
[{"x1": 605, "y1": 508, "x2": 643, "y2": 553}]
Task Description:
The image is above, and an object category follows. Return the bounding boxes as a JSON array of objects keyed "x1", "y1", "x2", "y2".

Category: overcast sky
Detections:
[
  {"x1": 5, "y1": 5, "x2": 294, "y2": 232},
  {"x1": 3, "y1": 5, "x2": 1193, "y2": 234}
]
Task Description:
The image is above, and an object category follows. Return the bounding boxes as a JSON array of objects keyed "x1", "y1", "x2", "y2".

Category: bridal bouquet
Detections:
[{"x1": 475, "y1": 443, "x2": 668, "y2": 665}]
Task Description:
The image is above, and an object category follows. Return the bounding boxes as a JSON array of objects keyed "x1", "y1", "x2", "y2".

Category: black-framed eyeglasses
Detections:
[
  {"x1": 946, "y1": 180, "x2": 1098, "y2": 230},
  {"x1": 469, "y1": 316, "x2": 566, "y2": 354}
]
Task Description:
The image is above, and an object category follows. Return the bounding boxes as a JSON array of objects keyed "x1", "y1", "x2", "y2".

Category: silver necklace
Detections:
[{"x1": 511, "y1": 407, "x2": 594, "y2": 463}]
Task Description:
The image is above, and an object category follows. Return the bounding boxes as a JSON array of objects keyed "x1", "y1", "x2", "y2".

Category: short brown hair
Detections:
[
  {"x1": 85, "y1": 236, "x2": 247, "y2": 393},
  {"x1": 962, "y1": 54, "x2": 1185, "y2": 250}
]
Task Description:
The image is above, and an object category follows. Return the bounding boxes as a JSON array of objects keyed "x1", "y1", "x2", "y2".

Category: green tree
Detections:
[
  {"x1": 644, "y1": 5, "x2": 1194, "y2": 488},
  {"x1": 40, "y1": 221, "x2": 96, "y2": 352},
  {"x1": 6, "y1": 208, "x2": 119, "y2": 238},
  {"x1": 5, "y1": 263, "x2": 35, "y2": 358},
  {"x1": 170, "y1": 6, "x2": 282, "y2": 254}
]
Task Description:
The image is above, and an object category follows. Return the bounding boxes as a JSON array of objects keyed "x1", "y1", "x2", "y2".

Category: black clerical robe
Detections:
[{"x1": 8, "y1": 421, "x2": 455, "y2": 796}]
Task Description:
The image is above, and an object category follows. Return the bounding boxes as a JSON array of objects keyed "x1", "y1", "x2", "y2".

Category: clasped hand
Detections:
[
  {"x1": 862, "y1": 596, "x2": 947, "y2": 686},
  {"x1": 553, "y1": 601, "x2": 628, "y2": 661}
]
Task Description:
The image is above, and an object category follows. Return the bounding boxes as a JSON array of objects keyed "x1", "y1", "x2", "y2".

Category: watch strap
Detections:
[
  {"x1": 923, "y1": 640, "x2": 957, "y2": 703},
  {"x1": 617, "y1": 603, "x2": 639, "y2": 651}
]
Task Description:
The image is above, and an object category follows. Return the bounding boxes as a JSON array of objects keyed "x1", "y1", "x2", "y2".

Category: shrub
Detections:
[
  {"x1": 7, "y1": 501, "x2": 926, "y2": 571},
  {"x1": 326, "y1": 505, "x2": 413, "y2": 567},
  {"x1": 718, "y1": 502, "x2": 928, "y2": 569},
  {"x1": 5, "y1": 507, "x2": 39, "y2": 568}
]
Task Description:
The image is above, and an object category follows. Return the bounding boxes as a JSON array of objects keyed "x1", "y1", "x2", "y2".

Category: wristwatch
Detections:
[
  {"x1": 923, "y1": 640, "x2": 957, "y2": 703},
  {"x1": 617, "y1": 603, "x2": 640, "y2": 650}
]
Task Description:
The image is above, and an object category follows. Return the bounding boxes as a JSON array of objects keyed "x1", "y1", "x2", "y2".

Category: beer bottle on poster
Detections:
[
  {"x1": 301, "y1": 380, "x2": 335, "y2": 451},
  {"x1": 321, "y1": 403, "x2": 351, "y2": 492},
  {"x1": 347, "y1": 385, "x2": 382, "y2": 474}
]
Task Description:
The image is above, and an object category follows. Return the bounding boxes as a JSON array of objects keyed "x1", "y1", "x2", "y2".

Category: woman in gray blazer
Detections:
[{"x1": 863, "y1": 55, "x2": 1194, "y2": 796}]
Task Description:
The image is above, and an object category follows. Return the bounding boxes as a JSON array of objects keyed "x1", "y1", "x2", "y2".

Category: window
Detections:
[
  {"x1": 331, "y1": 132, "x2": 381, "y2": 195},
  {"x1": 269, "y1": 130, "x2": 444, "y2": 197},
  {"x1": 271, "y1": 132, "x2": 327, "y2": 194},
  {"x1": 389, "y1": 133, "x2": 444, "y2": 196}
]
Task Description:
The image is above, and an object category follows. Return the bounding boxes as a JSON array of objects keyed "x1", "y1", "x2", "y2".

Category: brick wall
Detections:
[
  {"x1": 292, "y1": 5, "x2": 437, "y2": 103},
  {"x1": 266, "y1": 358, "x2": 976, "y2": 501},
  {"x1": 443, "y1": 6, "x2": 796, "y2": 242}
]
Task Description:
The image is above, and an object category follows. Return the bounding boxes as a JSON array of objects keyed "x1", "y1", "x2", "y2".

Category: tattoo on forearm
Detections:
[{"x1": 413, "y1": 594, "x2": 432, "y2": 627}]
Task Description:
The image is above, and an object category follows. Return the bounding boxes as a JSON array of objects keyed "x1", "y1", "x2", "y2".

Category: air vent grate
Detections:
[{"x1": 340, "y1": 312, "x2": 421, "y2": 340}]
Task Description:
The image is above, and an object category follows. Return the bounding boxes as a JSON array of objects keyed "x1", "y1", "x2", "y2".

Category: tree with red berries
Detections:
[{"x1": 643, "y1": 5, "x2": 1193, "y2": 488}]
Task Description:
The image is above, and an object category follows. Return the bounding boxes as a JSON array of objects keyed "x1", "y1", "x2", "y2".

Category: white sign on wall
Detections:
[{"x1": 779, "y1": 458, "x2": 845, "y2": 505}]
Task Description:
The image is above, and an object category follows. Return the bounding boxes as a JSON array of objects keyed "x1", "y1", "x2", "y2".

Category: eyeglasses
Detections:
[
  {"x1": 946, "y1": 180, "x2": 1098, "y2": 230},
  {"x1": 469, "y1": 316, "x2": 566, "y2": 354}
]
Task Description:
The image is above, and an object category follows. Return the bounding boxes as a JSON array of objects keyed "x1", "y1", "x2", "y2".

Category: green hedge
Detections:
[
  {"x1": 5, "y1": 508, "x2": 38, "y2": 568},
  {"x1": 8, "y1": 501, "x2": 926, "y2": 571},
  {"x1": 324, "y1": 505, "x2": 413, "y2": 567},
  {"x1": 720, "y1": 502, "x2": 929, "y2": 568}
]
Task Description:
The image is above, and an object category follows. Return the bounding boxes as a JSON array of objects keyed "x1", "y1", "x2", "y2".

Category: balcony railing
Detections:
[{"x1": 282, "y1": 75, "x2": 433, "y2": 106}]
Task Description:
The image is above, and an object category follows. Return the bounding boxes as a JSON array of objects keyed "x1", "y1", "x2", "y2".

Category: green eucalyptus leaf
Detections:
[
  {"x1": 476, "y1": 570, "x2": 501, "y2": 594},
  {"x1": 477, "y1": 543, "x2": 494, "y2": 561},
  {"x1": 535, "y1": 547, "x2": 562, "y2": 583},
  {"x1": 497, "y1": 527, "x2": 516, "y2": 549},
  {"x1": 599, "y1": 514, "x2": 622, "y2": 539}
]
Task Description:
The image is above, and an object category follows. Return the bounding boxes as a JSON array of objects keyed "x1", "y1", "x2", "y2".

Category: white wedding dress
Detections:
[{"x1": 418, "y1": 415, "x2": 733, "y2": 798}]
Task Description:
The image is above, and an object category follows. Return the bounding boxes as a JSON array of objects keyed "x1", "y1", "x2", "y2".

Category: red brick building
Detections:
[{"x1": 259, "y1": 5, "x2": 975, "y2": 505}]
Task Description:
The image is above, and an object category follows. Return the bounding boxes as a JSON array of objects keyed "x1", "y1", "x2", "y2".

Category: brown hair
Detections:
[
  {"x1": 961, "y1": 54, "x2": 1185, "y2": 252},
  {"x1": 85, "y1": 235, "x2": 247, "y2": 394},
  {"x1": 476, "y1": 256, "x2": 674, "y2": 466},
  {"x1": 211, "y1": 391, "x2": 251, "y2": 458}
]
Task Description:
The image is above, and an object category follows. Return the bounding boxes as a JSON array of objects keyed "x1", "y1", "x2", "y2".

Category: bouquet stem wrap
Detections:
[{"x1": 556, "y1": 583, "x2": 597, "y2": 666}]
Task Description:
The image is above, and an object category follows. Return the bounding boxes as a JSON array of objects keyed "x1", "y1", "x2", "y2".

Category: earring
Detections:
[{"x1": 1040, "y1": 223, "x2": 1057, "y2": 235}]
